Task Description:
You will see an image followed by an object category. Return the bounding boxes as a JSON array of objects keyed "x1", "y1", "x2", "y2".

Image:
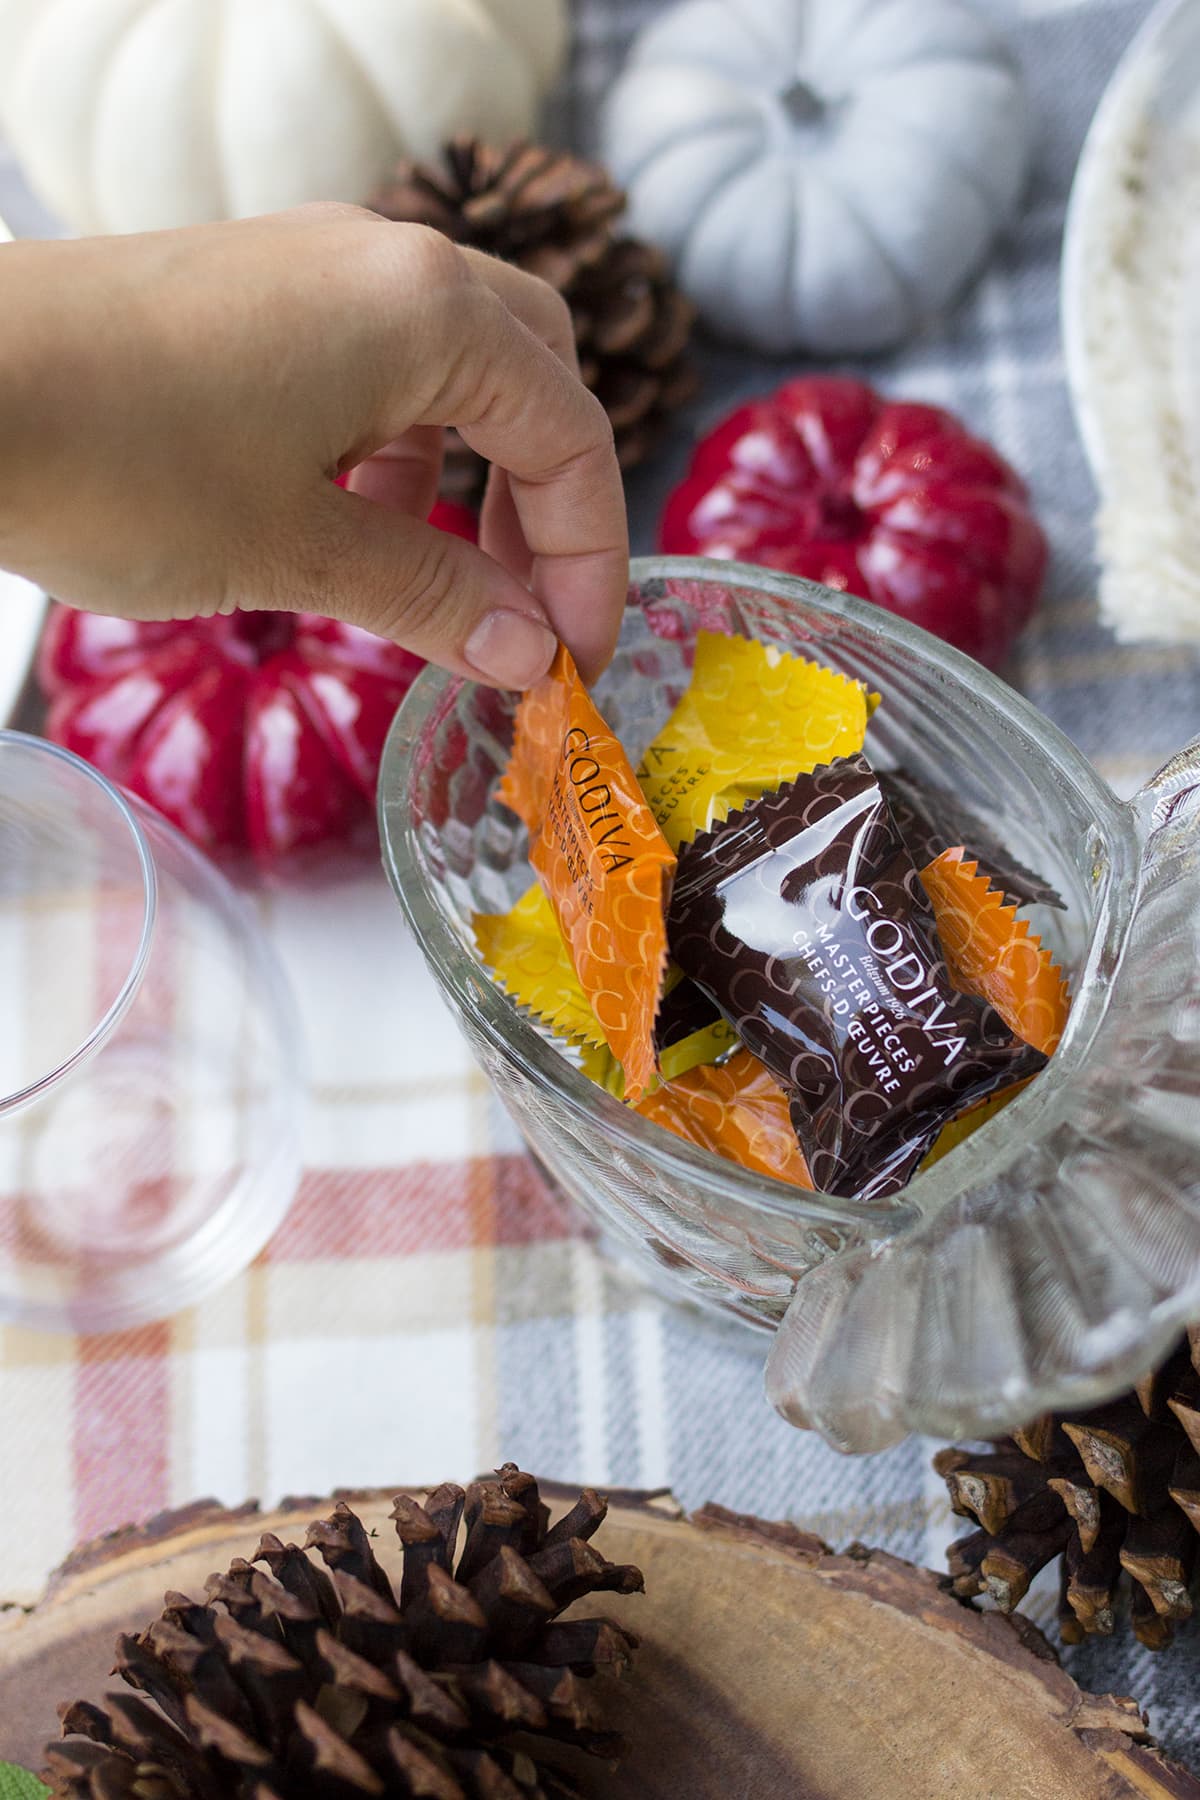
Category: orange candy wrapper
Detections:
[
  {"x1": 915, "y1": 849, "x2": 1072, "y2": 1168},
  {"x1": 634, "y1": 1049, "x2": 814, "y2": 1189},
  {"x1": 499, "y1": 647, "x2": 674, "y2": 1102},
  {"x1": 473, "y1": 884, "x2": 607, "y2": 1053},
  {"x1": 637, "y1": 632, "x2": 876, "y2": 851},
  {"x1": 919, "y1": 849, "x2": 1072, "y2": 1057}
]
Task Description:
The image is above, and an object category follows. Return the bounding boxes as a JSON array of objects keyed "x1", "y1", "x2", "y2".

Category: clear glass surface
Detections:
[
  {"x1": 380, "y1": 558, "x2": 1200, "y2": 1448},
  {"x1": 0, "y1": 732, "x2": 303, "y2": 1332}
]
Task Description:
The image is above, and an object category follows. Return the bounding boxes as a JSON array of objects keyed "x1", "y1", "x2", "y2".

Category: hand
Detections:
[{"x1": 0, "y1": 206, "x2": 629, "y2": 686}]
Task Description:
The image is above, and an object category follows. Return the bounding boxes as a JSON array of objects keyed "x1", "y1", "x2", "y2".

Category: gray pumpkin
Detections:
[{"x1": 602, "y1": 0, "x2": 1030, "y2": 356}]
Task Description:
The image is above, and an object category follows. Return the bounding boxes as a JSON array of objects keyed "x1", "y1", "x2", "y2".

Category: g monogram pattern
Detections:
[
  {"x1": 919, "y1": 851, "x2": 1071, "y2": 1056},
  {"x1": 880, "y1": 769, "x2": 1064, "y2": 913},
  {"x1": 668, "y1": 755, "x2": 1048, "y2": 1199},
  {"x1": 635, "y1": 1048, "x2": 813, "y2": 1190},
  {"x1": 636, "y1": 630, "x2": 875, "y2": 851},
  {"x1": 500, "y1": 647, "x2": 675, "y2": 1102}
]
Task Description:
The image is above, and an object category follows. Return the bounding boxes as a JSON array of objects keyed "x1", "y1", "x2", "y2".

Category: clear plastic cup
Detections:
[{"x1": 0, "y1": 731, "x2": 303, "y2": 1331}]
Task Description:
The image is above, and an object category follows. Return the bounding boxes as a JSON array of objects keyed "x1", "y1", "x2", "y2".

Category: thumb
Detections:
[{"x1": 304, "y1": 484, "x2": 559, "y2": 689}]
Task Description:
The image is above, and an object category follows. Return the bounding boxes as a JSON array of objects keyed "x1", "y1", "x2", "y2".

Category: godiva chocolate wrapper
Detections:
[
  {"x1": 499, "y1": 647, "x2": 674, "y2": 1102},
  {"x1": 639, "y1": 850, "x2": 1071, "y2": 1182},
  {"x1": 667, "y1": 754, "x2": 1047, "y2": 1201},
  {"x1": 881, "y1": 769, "x2": 1065, "y2": 913},
  {"x1": 651, "y1": 745, "x2": 1065, "y2": 1051},
  {"x1": 473, "y1": 884, "x2": 607, "y2": 1052},
  {"x1": 635, "y1": 1049, "x2": 814, "y2": 1189},
  {"x1": 920, "y1": 850, "x2": 1071, "y2": 1056},
  {"x1": 636, "y1": 632, "x2": 876, "y2": 851},
  {"x1": 474, "y1": 883, "x2": 736, "y2": 1079}
]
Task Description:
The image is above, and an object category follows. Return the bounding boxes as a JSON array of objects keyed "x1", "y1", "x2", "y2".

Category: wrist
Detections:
[{"x1": 0, "y1": 240, "x2": 107, "y2": 579}]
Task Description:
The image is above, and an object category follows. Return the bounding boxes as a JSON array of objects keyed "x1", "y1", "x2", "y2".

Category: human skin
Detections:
[{"x1": 0, "y1": 204, "x2": 629, "y2": 688}]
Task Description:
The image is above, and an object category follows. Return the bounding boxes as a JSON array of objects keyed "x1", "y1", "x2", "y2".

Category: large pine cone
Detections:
[
  {"x1": 939, "y1": 1332, "x2": 1200, "y2": 1649},
  {"x1": 370, "y1": 139, "x2": 698, "y2": 500},
  {"x1": 46, "y1": 1467, "x2": 643, "y2": 1799}
]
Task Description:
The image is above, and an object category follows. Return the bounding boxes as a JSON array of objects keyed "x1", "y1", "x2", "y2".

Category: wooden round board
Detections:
[{"x1": 1, "y1": 1486, "x2": 1197, "y2": 1799}]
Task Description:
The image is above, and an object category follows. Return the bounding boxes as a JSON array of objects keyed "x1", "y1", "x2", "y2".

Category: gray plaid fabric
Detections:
[{"x1": 5, "y1": 0, "x2": 1200, "y2": 1765}]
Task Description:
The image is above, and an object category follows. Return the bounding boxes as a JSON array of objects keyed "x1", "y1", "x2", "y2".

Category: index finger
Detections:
[{"x1": 419, "y1": 280, "x2": 629, "y2": 684}]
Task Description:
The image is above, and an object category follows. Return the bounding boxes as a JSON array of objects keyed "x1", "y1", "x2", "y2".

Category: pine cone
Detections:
[
  {"x1": 45, "y1": 1466, "x2": 643, "y2": 1799},
  {"x1": 371, "y1": 139, "x2": 699, "y2": 500},
  {"x1": 938, "y1": 1332, "x2": 1200, "y2": 1649}
]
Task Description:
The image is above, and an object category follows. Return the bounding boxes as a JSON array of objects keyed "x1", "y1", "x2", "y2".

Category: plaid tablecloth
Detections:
[{"x1": 6, "y1": 0, "x2": 1200, "y2": 1767}]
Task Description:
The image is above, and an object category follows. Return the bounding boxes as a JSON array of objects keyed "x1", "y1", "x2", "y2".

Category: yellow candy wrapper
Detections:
[
  {"x1": 578, "y1": 997, "x2": 738, "y2": 1099},
  {"x1": 578, "y1": 1037, "x2": 628, "y2": 1097},
  {"x1": 475, "y1": 887, "x2": 734, "y2": 1078},
  {"x1": 474, "y1": 884, "x2": 606, "y2": 1052},
  {"x1": 637, "y1": 631, "x2": 876, "y2": 850}
]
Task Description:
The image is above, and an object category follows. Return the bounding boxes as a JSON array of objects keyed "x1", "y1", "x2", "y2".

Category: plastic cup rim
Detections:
[{"x1": 0, "y1": 730, "x2": 158, "y2": 1115}]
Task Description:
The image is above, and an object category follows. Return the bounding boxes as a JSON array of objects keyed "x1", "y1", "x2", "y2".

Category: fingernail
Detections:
[{"x1": 465, "y1": 610, "x2": 557, "y2": 688}]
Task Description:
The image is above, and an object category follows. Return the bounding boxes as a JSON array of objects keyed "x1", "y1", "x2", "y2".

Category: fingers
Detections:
[
  {"x1": 305, "y1": 483, "x2": 558, "y2": 689},
  {"x1": 347, "y1": 252, "x2": 583, "y2": 611},
  {"x1": 479, "y1": 465, "x2": 533, "y2": 589},
  {"x1": 343, "y1": 256, "x2": 578, "y2": 606},
  {"x1": 458, "y1": 248, "x2": 581, "y2": 374},
  {"x1": 416, "y1": 279, "x2": 628, "y2": 682},
  {"x1": 453, "y1": 259, "x2": 601, "y2": 631},
  {"x1": 343, "y1": 423, "x2": 443, "y2": 517}
]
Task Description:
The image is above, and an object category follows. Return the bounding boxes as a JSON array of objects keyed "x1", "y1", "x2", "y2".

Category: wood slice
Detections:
[{"x1": 0, "y1": 1487, "x2": 1196, "y2": 1799}]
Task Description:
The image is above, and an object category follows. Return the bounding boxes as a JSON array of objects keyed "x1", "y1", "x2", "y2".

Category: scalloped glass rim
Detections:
[{"x1": 379, "y1": 556, "x2": 1130, "y2": 1246}]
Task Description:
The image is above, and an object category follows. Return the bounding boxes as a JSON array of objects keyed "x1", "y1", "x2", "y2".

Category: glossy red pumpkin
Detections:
[
  {"x1": 660, "y1": 377, "x2": 1047, "y2": 667},
  {"x1": 39, "y1": 499, "x2": 478, "y2": 867}
]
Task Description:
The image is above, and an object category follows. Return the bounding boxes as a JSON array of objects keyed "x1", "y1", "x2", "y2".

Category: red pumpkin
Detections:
[
  {"x1": 39, "y1": 499, "x2": 478, "y2": 867},
  {"x1": 660, "y1": 377, "x2": 1047, "y2": 667}
]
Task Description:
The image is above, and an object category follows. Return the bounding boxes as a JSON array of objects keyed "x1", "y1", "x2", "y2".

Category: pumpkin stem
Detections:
[
  {"x1": 227, "y1": 612, "x2": 297, "y2": 663},
  {"x1": 778, "y1": 79, "x2": 826, "y2": 127}
]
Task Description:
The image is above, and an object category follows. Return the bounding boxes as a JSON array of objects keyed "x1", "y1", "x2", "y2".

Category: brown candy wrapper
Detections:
[
  {"x1": 499, "y1": 647, "x2": 674, "y2": 1102},
  {"x1": 880, "y1": 768, "x2": 1065, "y2": 912},
  {"x1": 638, "y1": 851, "x2": 1070, "y2": 1182},
  {"x1": 652, "y1": 750, "x2": 1060, "y2": 1062},
  {"x1": 667, "y1": 754, "x2": 1048, "y2": 1201}
]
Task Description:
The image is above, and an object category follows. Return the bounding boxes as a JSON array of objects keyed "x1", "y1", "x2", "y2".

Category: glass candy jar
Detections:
[{"x1": 380, "y1": 560, "x2": 1200, "y2": 1451}]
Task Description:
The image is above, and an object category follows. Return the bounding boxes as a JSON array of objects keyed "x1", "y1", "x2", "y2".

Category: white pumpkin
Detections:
[
  {"x1": 602, "y1": 0, "x2": 1029, "y2": 356},
  {"x1": 0, "y1": 0, "x2": 568, "y2": 236}
]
